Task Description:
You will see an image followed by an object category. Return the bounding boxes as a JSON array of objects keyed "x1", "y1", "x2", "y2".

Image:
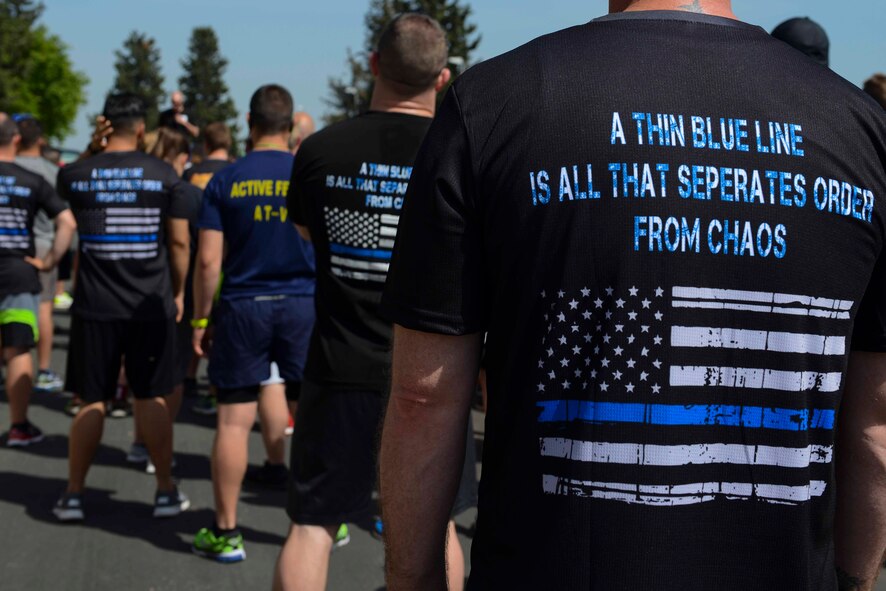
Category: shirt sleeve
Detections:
[
  {"x1": 36, "y1": 177, "x2": 68, "y2": 218},
  {"x1": 852, "y1": 246, "x2": 886, "y2": 351},
  {"x1": 380, "y1": 87, "x2": 486, "y2": 336},
  {"x1": 196, "y1": 172, "x2": 224, "y2": 231}
]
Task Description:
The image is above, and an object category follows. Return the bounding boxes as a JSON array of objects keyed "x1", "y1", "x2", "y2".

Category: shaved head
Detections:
[
  {"x1": 290, "y1": 112, "x2": 316, "y2": 151},
  {"x1": 376, "y1": 13, "x2": 448, "y2": 90},
  {"x1": 0, "y1": 112, "x2": 19, "y2": 147}
]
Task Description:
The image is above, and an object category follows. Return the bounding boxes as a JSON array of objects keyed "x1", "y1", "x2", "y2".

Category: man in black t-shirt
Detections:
[
  {"x1": 159, "y1": 90, "x2": 200, "y2": 139},
  {"x1": 274, "y1": 14, "x2": 474, "y2": 590},
  {"x1": 53, "y1": 94, "x2": 192, "y2": 522},
  {"x1": 379, "y1": 2, "x2": 886, "y2": 590},
  {"x1": 0, "y1": 113, "x2": 76, "y2": 446},
  {"x1": 184, "y1": 122, "x2": 232, "y2": 191}
]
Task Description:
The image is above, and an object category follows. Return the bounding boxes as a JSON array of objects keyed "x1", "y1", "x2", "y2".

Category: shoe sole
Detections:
[
  {"x1": 192, "y1": 546, "x2": 246, "y2": 563},
  {"x1": 153, "y1": 498, "x2": 191, "y2": 518},
  {"x1": 332, "y1": 534, "x2": 351, "y2": 550},
  {"x1": 126, "y1": 456, "x2": 149, "y2": 464},
  {"x1": 7, "y1": 434, "x2": 45, "y2": 447},
  {"x1": 53, "y1": 508, "x2": 84, "y2": 522}
]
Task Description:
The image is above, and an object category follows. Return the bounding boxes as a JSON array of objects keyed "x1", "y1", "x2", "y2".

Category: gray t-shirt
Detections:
[{"x1": 15, "y1": 155, "x2": 58, "y2": 243}]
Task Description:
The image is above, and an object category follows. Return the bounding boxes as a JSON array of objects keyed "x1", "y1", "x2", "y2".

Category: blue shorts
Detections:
[{"x1": 209, "y1": 295, "x2": 314, "y2": 396}]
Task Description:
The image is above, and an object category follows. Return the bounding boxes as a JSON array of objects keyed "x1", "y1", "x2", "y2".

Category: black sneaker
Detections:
[
  {"x1": 7, "y1": 422, "x2": 45, "y2": 447},
  {"x1": 153, "y1": 487, "x2": 190, "y2": 518},
  {"x1": 53, "y1": 493, "x2": 85, "y2": 522},
  {"x1": 245, "y1": 461, "x2": 289, "y2": 490}
]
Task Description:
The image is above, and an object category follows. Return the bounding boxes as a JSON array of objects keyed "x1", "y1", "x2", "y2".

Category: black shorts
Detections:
[
  {"x1": 65, "y1": 315, "x2": 176, "y2": 403},
  {"x1": 287, "y1": 382, "x2": 478, "y2": 525}
]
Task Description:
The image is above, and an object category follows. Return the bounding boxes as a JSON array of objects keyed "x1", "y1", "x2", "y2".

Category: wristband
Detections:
[{"x1": 190, "y1": 318, "x2": 209, "y2": 329}]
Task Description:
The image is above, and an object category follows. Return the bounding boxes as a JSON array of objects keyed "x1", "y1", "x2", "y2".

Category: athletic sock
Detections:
[{"x1": 213, "y1": 524, "x2": 240, "y2": 538}]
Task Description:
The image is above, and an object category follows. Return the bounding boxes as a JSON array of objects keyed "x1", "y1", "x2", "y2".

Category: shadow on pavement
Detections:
[{"x1": 0, "y1": 472, "x2": 286, "y2": 553}]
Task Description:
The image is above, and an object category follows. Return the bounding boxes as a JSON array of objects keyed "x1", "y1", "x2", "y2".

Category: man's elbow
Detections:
[{"x1": 57, "y1": 210, "x2": 77, "y2": 231}]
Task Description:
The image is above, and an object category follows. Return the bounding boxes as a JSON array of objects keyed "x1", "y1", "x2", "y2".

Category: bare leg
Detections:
[
  {"x1": 37, "y1": 301, "x2": 53, "y2": 372},
  {"x1": 4, "y1": 346, "x2": 34, "y2": 425},
  {"x1": 446, "y1": 520, "x2": 465, "y2": 591},
  {"x1": 67, "y1": 400, "x2": 106, "y2": 493},
  {"x1": 273, "y1": 523, "x2": 337, "y2": 591},
  {"x1": 134, "y1": 397, "x2": 175, "y2": 492},
  {"x1": 213, "y1": 401, "x2": 257, "y2": 529},
  {"x1": 258, "y1": 382, "x2": 287, "y2": 465}
]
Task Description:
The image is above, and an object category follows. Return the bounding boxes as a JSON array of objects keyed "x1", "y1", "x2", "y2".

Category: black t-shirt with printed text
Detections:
[
  {"x1": 0, "y1": 162, "x2": 67, "y2": 296},
  {"x1": 290, "y1": 112, "x2": 432, "y2": 390},
  {"x1": 58, "y1": 151, "x2": 193, "y2": 321},
  {"x1": 184, "y1": 158, "x2": 230, "y2": 190},
  {"x1": 382, "y1": 12, "x2": 886, "y2": 591}
]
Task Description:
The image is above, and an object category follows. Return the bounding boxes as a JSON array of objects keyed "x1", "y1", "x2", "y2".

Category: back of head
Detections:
[
  {"x1": 149, "y1": 127, "x2": 190, "y2": 164},
  {"x1": 249, "y1": 84, "x2": 294, "y2": 136},
  {"x1": 15, "y1": 116, "x2": 42, "y2": 151},
  {"x1": 376, "y1": 13, "x2": 448, "y2": 90},
  {"x1": 103, "y1": 92, "x2": 147, "y2": 135},
  {"x1": 203, "y1": 122, "x2": 232, "y2": 154},
  {"x1": 864, "y1": 74, "x2": 886, "y2": 110},
  {"x1": 771, "y1": 17, "x2": 829, "y2": 67},
  {"x1": 290, "y1": 112, "x2": 316, "y2": 151},
  {"x1": 0, "y1": 113, "x2": 18, "y2": 147}
]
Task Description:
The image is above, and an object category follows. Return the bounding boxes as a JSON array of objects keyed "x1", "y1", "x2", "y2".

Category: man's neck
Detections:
[
  {"x1": 250, "y1": 134, "x2": 289, "y2": 152},
  {"x1": 207, "y1": 149, "x2": 229, "y2": 161},
  {"x1": 369, "y1": 80, "x2": 436, "y2": 119},
  {"x1": 17, "y1": 147, "x2": 40, "y2": 158},
  {"x1": 611, "y1": 0, "x2": 736, "y2": 19},
  {"x1": 0, "y1": 148, "x2": 16, "y2": 162},
  {"x1": 104, "y1": 135, "x2": 138, "y2": 153}
]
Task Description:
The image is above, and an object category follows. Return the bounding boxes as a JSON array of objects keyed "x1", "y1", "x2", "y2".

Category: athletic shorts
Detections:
[
  {"x1": 0, "y1": 292, "x2": 40, "y2": 350},
  {"x1": 172, "y1": 317, "x2": 193, "y2": 387},
  {"x1": 287, "y1": 382, "x2": 479, "y2": 525},
  {"x1": 65, "y1": 315, "x2": 176, "y2": 403},
  {"x1": 34, "y1": 240, "x2": 58, "y2": 304},
  {"x1": 209, "y1": 295, "x2": 313, "y2": 404}
]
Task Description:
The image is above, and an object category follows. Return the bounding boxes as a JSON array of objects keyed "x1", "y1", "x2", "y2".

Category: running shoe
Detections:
[
  {"x1": 333, "y1": 523, "x2": 350, "y2": 550},
  {"x1": 145, "y1": 457, "x2": 177, "y2": 475},
  {"x1": 53, "y1": 493, "x2": 84, "y2": 522},
  {"x1": 126, "y1": 442, "x2": 149, "y2": 464},
  {"x1": 34, "y1": 369, "x2": 64, "y2": 393},
  {"x1": 192, "y1": 528, "x2": 246, "y2": 563},
  {"x1": 153, "y1": 487, "x2": 190, "y2": 518},
  {"x1": 64, "y1": 398, "x2": 82, "y2": 417},
  {"x1": 6, "y1": 422, "x2": 45, "y2": 447},
  {"x1": 108, "y1": 384, "x2": 130, "y2": 418},
  {"x1": 192, "y1": 395, "x2": 217, "y2": 416},
  {"x1": 245, "y1": 461, "x2": 288, "y2": 490},
  {"x1": 371, "y1": 516, "x2": 384, "y2": 540},
  {"x1": 284, "y1": 413, "x2": 294, "y2": 436},
  {"x1": 53, "y1": 292, "x2": 73, "y2": 311}
]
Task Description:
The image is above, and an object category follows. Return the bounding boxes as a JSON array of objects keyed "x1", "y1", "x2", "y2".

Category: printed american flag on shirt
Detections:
[{"x1": 535, "y1": 285, "x2": 852, "y2": 507}]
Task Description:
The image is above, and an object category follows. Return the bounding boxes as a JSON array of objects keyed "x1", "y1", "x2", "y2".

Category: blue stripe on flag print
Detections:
[
  {"x1": 79, "y1": 234, "x2": 158, "y2": 243},
  {"x1": 330, "y1": 243, "x2": 393, "y2": 260},
  {"x1": 536, "y1": 400, "x2": 835, "y2": 431}
]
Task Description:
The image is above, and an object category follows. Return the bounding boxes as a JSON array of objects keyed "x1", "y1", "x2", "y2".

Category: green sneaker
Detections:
[
  {"x1": 191, "y1": 395, "x2": 217, "y2": 416},
  {"x1": 332, "y1": 523, "x2": 350, "y2": 550},
  {"x1": 192, "y1": 528, "x2": 246, "y2": 563}
]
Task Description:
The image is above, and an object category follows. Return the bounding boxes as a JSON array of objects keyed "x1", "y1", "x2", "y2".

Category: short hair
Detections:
[
  {"x1": 203, "y1": 122, "x2": 232, "y2": 153},
  {"x1": 16, "y1": 116, "x2": 42, "y2": 150},
  {"x1": 103, "y1": 92, "x2": 147, "y2": 134},
  {"x1": 149, "y1": 127, "x2": 190, "y2": 164},
  {"x1": 771, "y1": 17, "x2": 829, "y2": 67},
  {"x1": 249, "y1": 85, "x2": 294, "y2": 135},
  {"x1": 864, "y1": 74, "x2": 886, "y2": 110},
  {"x1": 0, "y1": 114, "x2": 19, "y2": 146},
  {"x1": 376, "y1": 13, "x2": 448, "y2": 89}
]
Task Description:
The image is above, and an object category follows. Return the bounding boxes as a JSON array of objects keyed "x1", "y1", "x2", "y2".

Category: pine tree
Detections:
[
  {"x1": 111, "y1": 31, "x2": 165, "y2": 128},
  {"x1": 178, "y1": 27, "x2": 238, "y2": 133},
  {"x1": 325, "y1": 0, "x2": 480, "y2": 124},
  {"x1": 0, "y1": 0, "x2": 44, "y2": 109}
]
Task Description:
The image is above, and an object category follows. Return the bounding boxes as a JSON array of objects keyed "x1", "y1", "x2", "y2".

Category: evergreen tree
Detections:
[
  {"x1": 0, "y1": 1, "x2": 43, "y2": 109},
  {"x1": 111, "y1": 31, "x2": 165, "y2": 128},
  {"x1": 325, "y1": 0, "x2": 480, "y2": 124},
  {"x1": 178, "y1": 27, "x2": 238, "y2": 132}
]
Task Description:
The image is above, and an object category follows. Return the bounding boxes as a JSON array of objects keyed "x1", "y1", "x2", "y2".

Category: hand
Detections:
[
  {"x1": 24, "y1": 256, "x2": 52, "y2": 271},
  {"x1": 175, "y1": 113, "x2": 188, "y2": 125},
  {"x1": 174, "y1": 294, "x2": 184, "y2": 322},
  {"x1": 193, "y1": 325, "x2": 213, "y2": 358},
  {"x1": 88, "y1": 116, "x2": 113, "y2": 154}
]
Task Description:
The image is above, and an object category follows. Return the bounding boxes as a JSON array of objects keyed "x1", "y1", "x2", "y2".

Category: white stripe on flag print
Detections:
[
  {"x1": 0, "y1": 207, "x2": 27, "y2": 217},
  {"x1": 542, "y1": 474, "x2": 827, "y2": 506},
  {"x1": 330, "y1": 255, "x2": 390, "y2": 273},
  {"x1": 672, "y1": 286, "x2": 852, "y2": 319},
  {"x1": 91, "y1": 250, "x2": 158, "y2": 260},
  {"x1": 0, "y1": 238, "x2": 29, "y2": 248},
  {"x1": 104, "y1": 225, "x2": 160, "y2": 233},
  {"x1": 379, "y1": 238, "x2": 396, "y2": 249},
  {"x1": 106, "y1": 216, "x2": 161, "y2": 225},
  {"x1": 0, "y1": 217, "x2": 26, "y2": 227},
  {"x1": 670, "y1": 366, "x2": 842, "y2": 392},
  {"x1": 672, "y1": 326, "x2": 846, "y2": 355},
  {"x1": 83, "y1": 242, "x2": 157, "y2": 252},
  {"x1": 331, "y1": 266, "x2": 386, "y2": 283},
  {"x1": 106, "y1": 207, "x2": 160, "y2": 216},
  {"x1": 380, "y1": 214, "x2": 399, "y2": 226},
  {"x1": 540, "y1": 438, "x2": 833, "y2": 468},
  {"x1": 379, "y1": 226, "x2": 397, "y2": 238}
]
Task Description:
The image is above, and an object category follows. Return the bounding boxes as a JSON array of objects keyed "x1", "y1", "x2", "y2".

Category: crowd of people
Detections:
[{"x1": 2, "y1": 1, "x2": 886, "y2": 590}]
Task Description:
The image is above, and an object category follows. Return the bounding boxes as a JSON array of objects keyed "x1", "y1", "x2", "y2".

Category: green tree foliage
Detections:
[
  {"x1": 15, "y1": 27, "x2": 88, "y2": 140},
  {"x1": 179, "y1": 27, "x2": 238, "y2": 129},
  {"x1": 111, "y1": 31, "x2": 165, "y2": 128},
  {"x1": 0, "y1": 0, "x2": 42, "y2": 111},
  {"x1": 325, "y1": 0, "x2": 480, "y2": 124}
]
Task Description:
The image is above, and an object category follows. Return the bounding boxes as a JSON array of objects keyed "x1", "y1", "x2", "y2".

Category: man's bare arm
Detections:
[
  {"x1": 380, "y1": 326, "x2": 482, "y2": 591},
  {"x1": 192, "y1": 229, "x2": 223, "y2": 356},
  {"x1": 166, "y1": 218, "x2": 190, "y2": 321},
  {"x1": 835, "y1": 351, "x2": 886, "y2": 590}
]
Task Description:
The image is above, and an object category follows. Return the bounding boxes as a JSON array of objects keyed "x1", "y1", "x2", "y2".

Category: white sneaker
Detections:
[{"x1": 153, "y1": 488, "x2": 190, "y2": 518}]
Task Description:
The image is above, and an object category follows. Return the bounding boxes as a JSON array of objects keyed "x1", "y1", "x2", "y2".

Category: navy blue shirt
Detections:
[{"x1": 197, "y1": 150, "x2": 315, "y2": 299}]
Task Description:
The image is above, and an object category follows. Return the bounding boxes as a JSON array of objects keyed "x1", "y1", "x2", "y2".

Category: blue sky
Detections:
[{"x1": 41, "y1": 0, "x2": 885, "y2": 147}]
